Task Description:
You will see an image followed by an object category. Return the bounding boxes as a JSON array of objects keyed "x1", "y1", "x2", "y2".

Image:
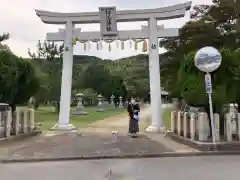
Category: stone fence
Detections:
[
  {"x1": 170, "y1": 111, "x2": 240, "y2": 142},
  {"x1": 0, "y1": 108, "x2": 35, "y2": 139}
]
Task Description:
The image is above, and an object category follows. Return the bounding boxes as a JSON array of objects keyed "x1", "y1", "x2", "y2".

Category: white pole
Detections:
[
  {"x1": 206, "y1": 73, "x2": 216, "y2": 149},
  {"x1": 53, "y1": 21, "x2": 76, "y2": 130},
  {"x1": 146, "y1": 17, "x2": 164, "y2": 133}
]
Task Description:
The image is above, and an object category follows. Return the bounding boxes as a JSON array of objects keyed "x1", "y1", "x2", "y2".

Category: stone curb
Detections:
[
  {"x1": 168, "y1": 132, "x2": 240, "y2": 151},
  {"x1": 1, "y1": 151, "x2": 240, "y2": 164}
]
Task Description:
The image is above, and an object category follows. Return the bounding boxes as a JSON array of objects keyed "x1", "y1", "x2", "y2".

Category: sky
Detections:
[{"x1": 0, "y1": 0, "x2": 212, "y2": 60}]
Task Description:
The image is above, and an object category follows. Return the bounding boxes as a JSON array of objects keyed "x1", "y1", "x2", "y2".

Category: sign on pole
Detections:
[
  {"x1": 99, "y1": 7, "x2": 118, "y2": 36},
  {"x1": 205, "y1": 73, "x2": 212, "y2": 94}
]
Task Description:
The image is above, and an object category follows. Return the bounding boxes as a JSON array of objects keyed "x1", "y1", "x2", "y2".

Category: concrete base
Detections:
[
  {"x1": 50, "y1": 124, "x2": 77, "y2": 131},
  {"x1": 146, "y1": 125, "x2": 165, "y2": 133}
]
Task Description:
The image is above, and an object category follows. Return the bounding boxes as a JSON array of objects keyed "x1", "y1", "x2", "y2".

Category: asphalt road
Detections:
[{"x1": 0, "y1": 155, "x2": 239, "y2": 180}]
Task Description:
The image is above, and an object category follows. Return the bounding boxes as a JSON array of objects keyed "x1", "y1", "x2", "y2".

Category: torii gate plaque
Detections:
[{"x1": 35, "y1": 2, "x2": 191, "y2": 132}]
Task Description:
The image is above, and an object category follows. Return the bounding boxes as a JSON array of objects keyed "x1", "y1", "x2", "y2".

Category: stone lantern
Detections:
[
  {"x1": 118, "y1": 96, "x2": 124, "y2": 108},
  {"x1": 72, "y1": 93, "x2": 88, "y2": 115},
  {"x1": 96, "y1": 94, "x2": 105, "y2": 112},
  {"x1": 28, "y1": 96, "x2": 35, "y2": 109},
  {"x1": 110, "y1": 94, "x2": 115, "y2": 108}
]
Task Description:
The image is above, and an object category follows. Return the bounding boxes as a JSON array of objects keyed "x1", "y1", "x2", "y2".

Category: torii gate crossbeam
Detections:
[
  {"x1": 36, "y1": 2, "x2": 191, "y2": 24},
  {"x1": 46, "y1": 27, "x2": 179, "y2": 41}
]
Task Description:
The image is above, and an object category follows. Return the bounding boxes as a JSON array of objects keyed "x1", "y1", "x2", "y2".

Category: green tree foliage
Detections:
[
  {"x1": 0, "y1": 50, "x2": 40, "y2": 110},
  {"x1": 29, "y1": 41, "x2": 64, "y2": 102},
  {"x1": 80, "y1": 62, "x2": 127, "y2": 98},
  {"x1": 109, "y1": 54, "x2": 149, "y2": 98},
  {"x1": 0, "y1": 33, "x2": 9, "y2": 42},
  {"x1": 34, "y1": 69, "x2": 51, "y2": 103},
  {"x1": 160, "y1": 0, "x2": 240, "y2": 98},
  {"x1": 31, "y1": 49, "x2": 150, "y2": 102},
  {"x1": 28, "y1": 40, "x2": 64, "y2": 62},
  {"x1": 0, "y1": 33, "x2": 12, "y2": 52}
]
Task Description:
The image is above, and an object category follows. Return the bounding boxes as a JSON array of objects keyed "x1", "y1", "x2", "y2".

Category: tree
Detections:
[
  {"x1": 0, "y1": 50, "x2": 40, "y2": 111},
  {"x1": 160, "y1": 51, "x2": 183, "y2": 98},
  {"x1": 0, "y1": 33, "x2": 11, "y2": 52},
  {"x1": 160, "y1": 0, "x2": 240, "y2": 99},
  {"x1": 80, "y1": 63, "x2": 127, "y2": 98},
  {"x1": 110, "y1": 54, "x2": 150, "y2": 98},
  {"x1": 222, "y1": 48, "x2": 240, "y2": 112},
  {"x1": 29, "y1": 41, "x2": 64, "y2": 102},
  {"x1": 28, "y1": 40, "x2": 64, "y2": 62},
  {"x1": 34, "y1": 70, "x2": 51, "y2": 105},
  {"x1": 190, "y1": 0, "x2": 239, "y2": 47},
  {"x1": 0, "y1": 33, "x2": 9, "y2": 42}
]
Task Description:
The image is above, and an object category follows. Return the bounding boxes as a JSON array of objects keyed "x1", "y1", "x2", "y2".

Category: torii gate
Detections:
[{"x1": 35, "y1": 2, "x2": 191, "y2": 132}]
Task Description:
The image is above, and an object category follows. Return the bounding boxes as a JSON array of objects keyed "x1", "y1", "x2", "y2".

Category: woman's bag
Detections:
[{"x1": 131, "y1": 105, "x2": 139, "y2": 121}]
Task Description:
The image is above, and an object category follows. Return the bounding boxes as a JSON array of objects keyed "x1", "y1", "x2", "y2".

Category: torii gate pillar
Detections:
[
  {"x1": 52, "y1": 21, "x2": 76, "y2": 130},
  {"x1": 146, "y1": 17, "x2": 163, "y2": 132}
]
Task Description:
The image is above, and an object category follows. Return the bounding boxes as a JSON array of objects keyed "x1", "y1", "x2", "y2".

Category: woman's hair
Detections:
[
  {"x1": 127, "y1": 97, "x2": 131, "y2": 102},
  {"x1": 127, "y1": 94, "x2": 136, "y2": 102}
]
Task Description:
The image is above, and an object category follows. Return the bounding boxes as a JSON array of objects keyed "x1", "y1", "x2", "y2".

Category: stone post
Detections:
[
  {"x1": 6, "y1": 109, "x2": 12, "y2": 138},
  {"x1": 29, "y1": 109, "x2": 35, "y2": 131},
  {"x1": 214, "y1": 113, "x2": 220, "y2": 141},
  {"x1": 237, "y1": 113, "x2": 240, "y2": 140},
  {"x1": 190, "y1": 113, "x2": 196, "y2": 141},
  {"x1": 23, "y1": 109, "x2": 28, "y2": 133},
  {"x1": 177, "y1": 111, "x2": 182, "y2": 136},
  {"x1": 198, "y1": 113, "x2": 207, "y2": 141},
  {"x1": 170, "y1": 111, "x2": 177, "y2": 133},
  {"x1": 0, "y1": 112, "x2": 3, "y2": 137},
  {"x1": 15, "y1": 109, "x2": 20, "y2": 135},
  {"x1": 183, "y1": 112, "x2": 188, "y2": 138},
  {"x1": 237, "y1": 113, "x2": 240, "y2": 141},
  {"x1": 226, "y1": 113, "x2": 232, "y2": 141}
]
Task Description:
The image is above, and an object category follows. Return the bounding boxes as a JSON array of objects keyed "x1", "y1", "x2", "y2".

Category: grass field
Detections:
[{"x1": 34, "y1": 106, "x2": 125, "y2": 130}]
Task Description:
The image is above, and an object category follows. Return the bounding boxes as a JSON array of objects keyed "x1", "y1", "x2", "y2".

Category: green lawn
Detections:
[{"x1": 34, "y1": 106, "x2": 125, "y2": 130}]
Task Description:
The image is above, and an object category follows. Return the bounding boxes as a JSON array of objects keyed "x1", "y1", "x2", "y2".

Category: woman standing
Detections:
[{"x1": 127, "y1": 97, "x2": 140, "y2": 137}]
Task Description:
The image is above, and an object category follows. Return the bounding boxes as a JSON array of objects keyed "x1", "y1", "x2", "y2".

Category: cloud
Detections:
[{"x1": 0, "y1": 0, "x2": 212, "y2": 59}]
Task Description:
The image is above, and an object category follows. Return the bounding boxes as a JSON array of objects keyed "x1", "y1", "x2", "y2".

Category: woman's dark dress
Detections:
[{"x1": 127, "y1": 103, "x2": 140, "y2": 133}]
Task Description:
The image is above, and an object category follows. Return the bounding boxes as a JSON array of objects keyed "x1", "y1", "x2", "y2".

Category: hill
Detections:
[{"x1": 29, "y1": 53, "x2": 166, "y2": 101}]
